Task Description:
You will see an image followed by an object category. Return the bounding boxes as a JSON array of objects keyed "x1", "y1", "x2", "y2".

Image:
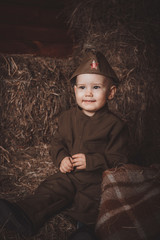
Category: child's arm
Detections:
[
  {"x1": 50, "y1": 112, "x2": 70, "y2": 168},
  {"x1": 85, "y1": 122, "x2": 129, "y2": 171}
]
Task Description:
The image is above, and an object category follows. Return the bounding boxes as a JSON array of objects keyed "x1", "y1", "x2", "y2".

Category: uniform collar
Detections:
[{"x1": 76, "y1": 104, "x2": 109, "y2": 120}]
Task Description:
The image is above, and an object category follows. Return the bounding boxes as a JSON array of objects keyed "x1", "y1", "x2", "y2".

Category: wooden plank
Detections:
[
  {"x1": 0, "y1": 24, "x2": 72, "y2": 42},
  {"x1": 0, "y1": 40, "x2": 73, "y2": 57}
]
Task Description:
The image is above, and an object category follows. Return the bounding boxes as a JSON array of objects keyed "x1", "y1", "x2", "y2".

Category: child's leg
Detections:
[
  {"x1": 0, "y1": 199, "x2": 34, "y2": 237},
  {"x1": 0, "y1": 172, "x2": 76, "y2": 236},
  {"x1": 68, "y1": 225, "x2": 98, "y2": 240}
]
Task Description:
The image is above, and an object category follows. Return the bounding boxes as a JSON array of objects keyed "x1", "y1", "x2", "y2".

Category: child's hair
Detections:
[{"x1": 73, "y1": 75, "x2": 115, "y2": 88}]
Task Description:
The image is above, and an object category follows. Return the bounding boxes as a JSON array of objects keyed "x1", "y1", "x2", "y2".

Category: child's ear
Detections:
[
  {"x1": 74, "y1": 85, "x2": 77, "y2": 94},
  {"x1": 108, "y1": 85, "x2": 117, "y2": 100}
]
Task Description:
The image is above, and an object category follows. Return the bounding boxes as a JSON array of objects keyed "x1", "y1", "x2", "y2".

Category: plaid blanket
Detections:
[{"x1": 95, "y1": 164, "x2": 160, "y2": 240}]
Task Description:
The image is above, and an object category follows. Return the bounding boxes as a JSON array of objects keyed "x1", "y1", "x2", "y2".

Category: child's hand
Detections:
[
  {"x1": 60, "y1": 157, "x2": 73, "y2": 173},
  {"x1": 71, "y1": 153, "x2": 86, "y2": 170}
]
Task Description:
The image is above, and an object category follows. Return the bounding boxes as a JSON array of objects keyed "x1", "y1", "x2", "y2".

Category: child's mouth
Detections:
[{"x1": 82, "y1": 100, "x2": 96, "y2": 102}]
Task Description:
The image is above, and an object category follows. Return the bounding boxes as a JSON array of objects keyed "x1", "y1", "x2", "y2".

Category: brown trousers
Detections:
[{"x1": 17, "y1": 171, "x2": 101, "y2": 232}]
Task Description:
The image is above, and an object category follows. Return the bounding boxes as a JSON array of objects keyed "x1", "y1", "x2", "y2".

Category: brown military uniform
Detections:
[{"x1": 17, "y1": 105, "x2": 128, "y2": 232}]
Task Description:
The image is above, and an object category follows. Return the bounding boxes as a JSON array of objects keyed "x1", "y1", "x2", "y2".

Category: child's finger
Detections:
[
  {"x1": 72, "y1": 160, "x2": 83, "y2": 168},
  {"x1": 60, "y1": 165, "x2": 66, "y2": 173},
  {"x1": 60, "y1": 161, "x2": 73, "y2": 173},
  {"x1": 65, "y1": 163, "x2": 73, "y2": 171},
  {"x1": 72, "y1": 157, "x2": 84, "y2": 163},
  {"x1": 72, "y1": 157, "x2": 86, "y2": 169},
  {"x1": 60, "y1": 166, "x2": 72, "y2": 173},
  {"x1": 67, "y1": 162, "x2": 73, "y2": 170},
  {"x1": 76, "y1": 165, "x2": 84, "y2": 170},
  {"x1": 72, "y1": 153, "x2": 83, "y2": 159}
]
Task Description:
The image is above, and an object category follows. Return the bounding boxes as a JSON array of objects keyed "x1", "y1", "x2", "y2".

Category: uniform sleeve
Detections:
[
  {"x1": 104, "y1": 122, "x2": 129, "y2": 168},
  {"x1": 50, "y1": 115, "x2": 70, "y2": 168},
  {"x1": 85, "y1": 122, "x2": 129, "y2": 171}
]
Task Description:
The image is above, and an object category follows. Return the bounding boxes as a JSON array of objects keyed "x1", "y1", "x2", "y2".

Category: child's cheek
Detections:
[{"x1": 77, "y1": 91, "x2": 84, "y2": 97}]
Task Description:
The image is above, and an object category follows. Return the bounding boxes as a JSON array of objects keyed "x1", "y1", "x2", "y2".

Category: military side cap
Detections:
[{"x1": 70, "y1": 51, "x2": 119, "y2": 85}]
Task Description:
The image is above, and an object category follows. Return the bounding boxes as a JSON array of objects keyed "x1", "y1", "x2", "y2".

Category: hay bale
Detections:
[{"x1": 0, "y1": 55, "x2": 76, "y2": 151}]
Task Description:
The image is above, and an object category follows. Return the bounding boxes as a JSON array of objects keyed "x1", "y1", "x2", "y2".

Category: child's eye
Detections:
[
  {"x1": 93, "y1": 86, "x2": 100, "y2": 89},
  {"x1": 78, "y1": 86, "x2": 85, "y2": 89}
]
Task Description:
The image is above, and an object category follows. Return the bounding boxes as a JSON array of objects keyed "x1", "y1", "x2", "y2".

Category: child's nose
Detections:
[{"x1": 85, "y1": 88, "x2": 93, "y2": 97}]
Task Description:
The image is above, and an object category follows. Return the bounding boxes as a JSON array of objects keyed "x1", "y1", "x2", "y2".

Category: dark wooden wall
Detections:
[{"x1": 0, "y1": 0, "x2": 73, "y2": 57}]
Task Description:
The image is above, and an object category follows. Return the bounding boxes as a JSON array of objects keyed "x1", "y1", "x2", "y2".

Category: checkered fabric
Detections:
[{"x1": 96, "y1": 164, "x2": 160, "y2": 240}]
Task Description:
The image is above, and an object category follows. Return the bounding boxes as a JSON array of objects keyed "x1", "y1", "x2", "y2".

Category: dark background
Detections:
[{"x1": 0, "y1": 0, "x2": 73, "y2": 57}]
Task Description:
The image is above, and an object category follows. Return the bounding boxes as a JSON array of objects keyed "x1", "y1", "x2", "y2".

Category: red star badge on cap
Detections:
[{"x1": 91, "y1": 59, "x2": 98, "y2": 70}]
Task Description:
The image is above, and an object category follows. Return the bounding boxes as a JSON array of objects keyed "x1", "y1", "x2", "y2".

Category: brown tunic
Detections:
[{"x1": 52, "y1": 105, "x2": 128, "y2": 172}]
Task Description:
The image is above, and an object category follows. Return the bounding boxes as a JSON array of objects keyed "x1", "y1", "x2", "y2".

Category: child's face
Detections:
[{"x1": 74, "y1": 73, "x2": 116, "y2": 116}]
